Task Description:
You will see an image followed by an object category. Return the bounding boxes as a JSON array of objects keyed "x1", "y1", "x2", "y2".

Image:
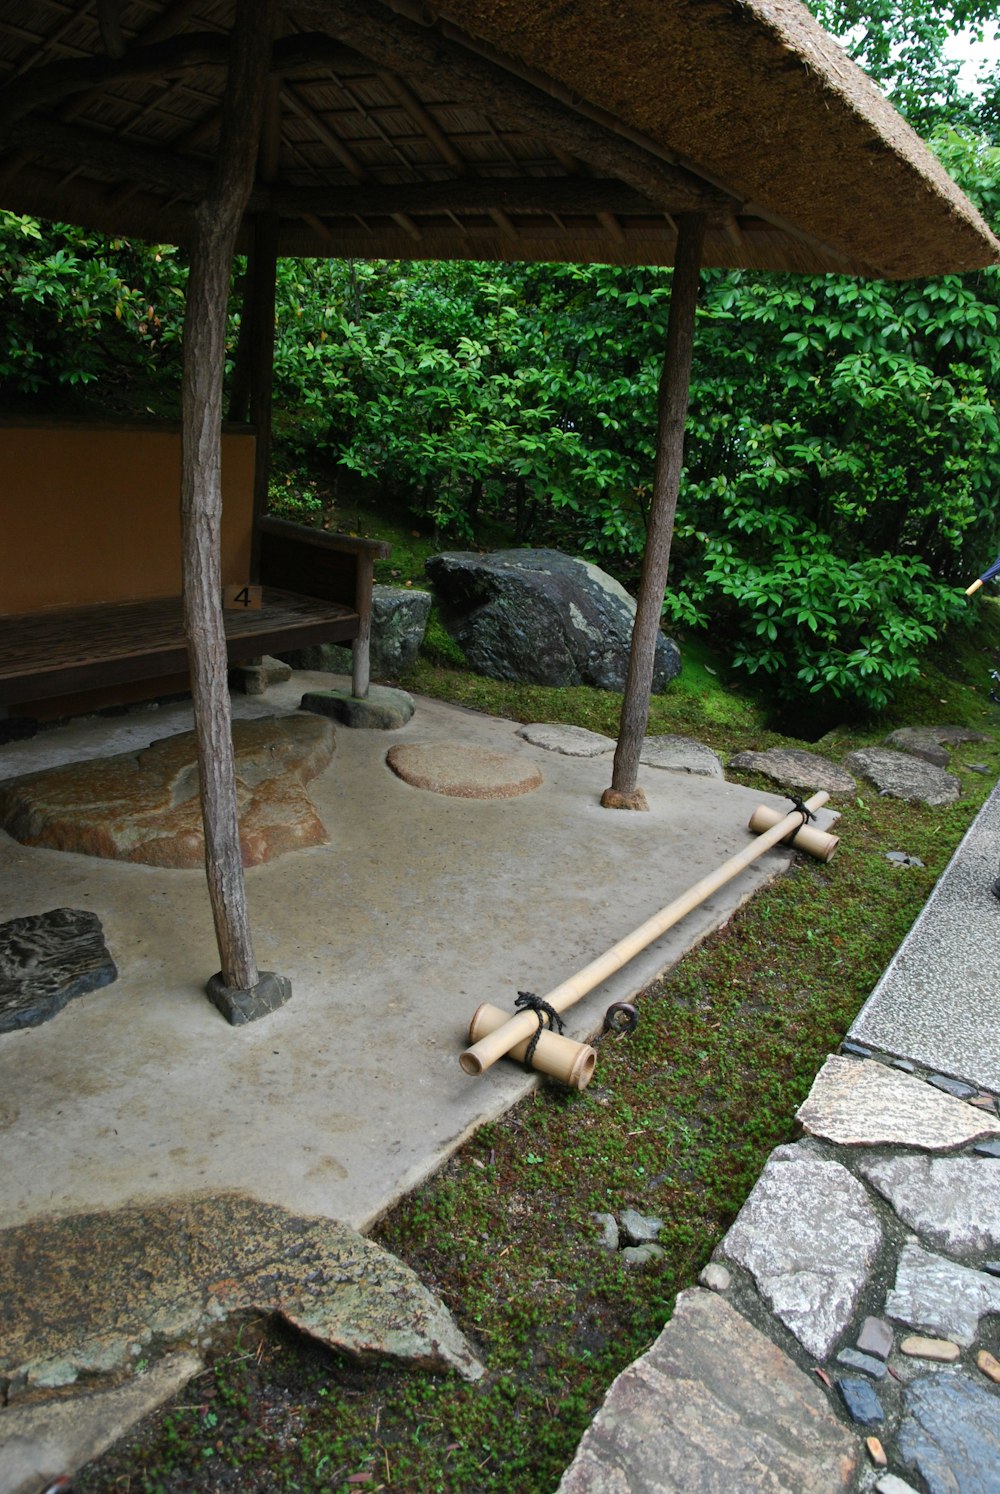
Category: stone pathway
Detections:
[{"x1": 560, "y1": 773, "x2": 1000, "y2": 1492}]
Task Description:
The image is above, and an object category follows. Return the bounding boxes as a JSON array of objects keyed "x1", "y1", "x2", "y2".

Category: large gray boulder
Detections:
[
  {"x1": 425, "y1": 548, "x2": 680, "y2": 691},
  {"x1": 283, "y1": 585, "x2": 431, "y2": 680}
]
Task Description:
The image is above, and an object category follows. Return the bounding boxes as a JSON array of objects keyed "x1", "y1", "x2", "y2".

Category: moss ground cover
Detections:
[{"x1": 73, "y1": 581, "x2": 1000, "y2": 1492}]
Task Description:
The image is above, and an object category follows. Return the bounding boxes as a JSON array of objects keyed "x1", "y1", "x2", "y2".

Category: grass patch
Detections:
[{"x1": 74, "y1": 573, "x2": 1000, "y2": 1491}]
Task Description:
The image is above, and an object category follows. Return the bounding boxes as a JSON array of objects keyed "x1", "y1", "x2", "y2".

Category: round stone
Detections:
[{"x1": 386, "y1": 742, "x2": 542, "y2": 799}]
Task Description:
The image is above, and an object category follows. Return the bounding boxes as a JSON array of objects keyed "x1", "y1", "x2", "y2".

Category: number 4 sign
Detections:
[{"x1": 223, "y1": 584, "x2": 262, "y2": 610}]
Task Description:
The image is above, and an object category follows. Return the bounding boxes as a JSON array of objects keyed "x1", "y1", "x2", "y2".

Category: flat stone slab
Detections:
[
  {"x1": 1, "y1": 1351, "x2": 202, "y2": 1494},
  {"x1": 898, "y1": 1369, "x2": 1000, "y2": 1493},
  {"x1": 851, "y1": 776, "x2": 1000, "y2": 1092},
  {"x1": 859, "y1": 1155, "x2": 1000, "y2": 1254},
  {"x1": 886, "y1": 726, "x2": 987, "y2": 769},
  {"x1": 558, "y1": 1288, "x2": 858, "y2": 1492},
  {"x1": 844, "y1": 747, "x2": 960, "y2": 806},
  {"x1": 386, "y1": 741, "x2": 542, "y2": 799},
  {"x1": 719, "y1": 1142, "x2": 882, "y2": 1358},
  {"x1": 796, "y1": 1056, "x2": 1000, "y2": 1149},
  {"x1": 0, "y1": 1193, "x2": 482, "y2": 1393},
  {"x1": 0, "y1": 907, "x2": 117, "y2": 1034},
  {"x1": 728, "y1": 746, "x2": 856, "y2": 794},
  {"x1": 300, "y1": 684, "x2": 415, "y2": 730},
  {"x1": 517, "y1": 723, "x2": 615, "y2": 757},
  {"x1": 639, "y1": 733, "x2": 724, "y2": 778},
  {"x1": 0, "y1": 715, "x2": 334, "y2": 868},
  {"x1": 885, "y1": 1240, "x2": 1000, "y2": 1346}
]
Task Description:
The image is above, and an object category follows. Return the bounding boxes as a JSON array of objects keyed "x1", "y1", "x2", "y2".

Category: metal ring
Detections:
[{"x1": 603, "y1": 1001, "x2": 639, "y2": 1035}]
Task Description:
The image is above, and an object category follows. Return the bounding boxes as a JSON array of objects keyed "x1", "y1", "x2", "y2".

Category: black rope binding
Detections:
[
  {"x1": 514, "y1": 990, "x2": 565, "y2": 1068},
  {"x1": 787, "y1": 794, "x2": 815, "y2": 822}
]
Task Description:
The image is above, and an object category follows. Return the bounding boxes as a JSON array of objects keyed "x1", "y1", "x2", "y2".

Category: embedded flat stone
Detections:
[
  {"x1": 858, "y1": 1155, "x2": 1000, "y2": 1254},
  {"x1": 386, "y1": 741, "x2": 542, "y2": 799},
  {"x1": 885, "y1": 1240, "x2": 1000, "y2": 1346},
  {"x1": 838, "y1": 1347, "x2": 888, "y2": 1378},
  {"x1": 557, "y1": 1289, "x2": 858, "y2": 1493},
  {"x1": 638, "y1": 733, "x2": 724, "y2": 777},
  {"x1": 844, "y1": 747, "x2": 960, "y2": 806},
  {"x1": 0, "y1": 907, "x2": 117, "y2": 1034},
  {"x1": 727, "y1": 746, "x2": 856, "y2": 794},
  {"x1": 900, "y1": 1335, "x2": 961, "y2": 1363},
  {"x1": 885, "y1": 726, "x2": 986, "y2": 766},
  {"x1": 898, "y1": 1369, "x2": 1000, "y2": 1492},
  {"x1": 0, "y1": 715, "x2": 334, "y2": 869},
  {"x1": 300, "y1": 684, "x2": 415, "y2": 730},
  {"x1": 0, "y1": 1194, "x2": 483, "y2": 1391},
  {"x1": 1, "y1": 1351, "x2": 202, "y2": 1494},
  {"x1": 796, "y1": 1056, "x2": 1000, "y2": 1149},
  {"x1": 858, "y1": 1316, "x2": 894, "y2": 1360},
  {"x1": 517, "y1": 723, "x2": 615, "y2": 757},
  {"x1": 719, "y1": 1142, "x2": 882, "y2": 1357},
  {"x1": 837, "y1": 1375, "x2": 884, "y2": 1426}
]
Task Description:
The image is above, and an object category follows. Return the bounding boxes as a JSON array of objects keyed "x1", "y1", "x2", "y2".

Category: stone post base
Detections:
[
  {"x1": 300, "y1": 685, "x2": 415, "y2": 730},
  {"x1": 206, "y1": 970, "x2": 292, "y2": 1025},
  {"x1": 600, "y1": 787, "x2": 650, "y2": 811}
]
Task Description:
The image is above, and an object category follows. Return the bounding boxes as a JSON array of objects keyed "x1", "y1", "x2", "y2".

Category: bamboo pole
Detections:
[
  {"x1": 460, "y1": 792, "x2": 829, "y2": 1076},
  {"x1": 604, "y1": 214, "x2": 706, "y2": 809}
]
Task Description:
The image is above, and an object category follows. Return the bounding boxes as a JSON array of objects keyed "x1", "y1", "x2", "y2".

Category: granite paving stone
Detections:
[
  {"x1": 858, "y1": 1155, "x2": 1000, "y2": 1254},
  {"x1": 726, "y1": 746, "x2": 856, "y2": 794},
  {"x1": 844, "y1": 746, "x2": 960, "y2": 806},
  {"x1": 884, "y1": 1239, "x2": 1000, "y2": 1346},
  {"x1": 638, "y1": 733, "x2": 724, "y2": 777},
  {"x1": 719, "y1": 1142, "x2": 882, "y2": 1358},
  {"x1": 557, "y1": 1289, "x2": 858, "y2": 1493},
  {"x1": 516, "y1": 723, "x2": 615, "y2": 758},
  {"x1": 796, "y1": 1056, "x2": 1000, "y2": 1149},
  {"x1": 897, "y1": 1368, "x2": 1000, "y2": 1494}
]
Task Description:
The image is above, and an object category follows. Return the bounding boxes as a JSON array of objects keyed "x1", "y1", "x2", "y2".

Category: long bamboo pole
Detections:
[{"x1": 460, "y1": 792, "x2": 829, "y2": 1076}]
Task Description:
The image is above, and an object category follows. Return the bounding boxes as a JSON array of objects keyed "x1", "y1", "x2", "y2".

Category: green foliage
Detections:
[{"x1": 0, "y1": 211, "x2": 186, "y2": 406}]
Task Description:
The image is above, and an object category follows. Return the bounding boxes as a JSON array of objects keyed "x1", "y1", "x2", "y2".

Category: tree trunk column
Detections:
[
  {"x1": 180, "y1": 0, "x2": 289, "y2": 1021},
  {"x1": 602, "y1": 214, "x2": 706, "y2": 810}
]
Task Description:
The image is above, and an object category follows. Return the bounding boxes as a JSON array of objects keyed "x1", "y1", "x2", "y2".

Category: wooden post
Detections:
[
  {"x1": 180, "y1": 0, "x2": 271, "y2": 997},
  {"x1": 352, "y1": 550, "x2": 374, "y2": 699},
  {"x1": 603, "y1": 213, "x2": 706, "y2": 810}
]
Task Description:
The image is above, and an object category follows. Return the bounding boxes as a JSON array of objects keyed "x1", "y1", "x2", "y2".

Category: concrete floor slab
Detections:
[
  {"x1": 850, "y1": 777, "x2": 1000, "y2": 1091},
  {"x1": 0, "y1": 675, "x2": 807, "y2": 1235}
]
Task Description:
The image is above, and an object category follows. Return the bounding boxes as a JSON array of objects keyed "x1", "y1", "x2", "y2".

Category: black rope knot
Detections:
[
  {"x1": 788, "y1": 794, "x2": 815, "y2": 823},
  {"x1": 514, "y1": 990, "x2": 565, "y2": 1068}
]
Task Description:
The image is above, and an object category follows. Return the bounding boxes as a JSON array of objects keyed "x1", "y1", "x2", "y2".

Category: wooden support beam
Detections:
[
  {"x1": 603, "y1": 213, "x2": 706, "y2": 810},
  {"x1": 181, "y1": 0, "x2": 271, "y2": 996},
  {"x1": 97, "y1": 0, "x2": 126, "y2": 60}
]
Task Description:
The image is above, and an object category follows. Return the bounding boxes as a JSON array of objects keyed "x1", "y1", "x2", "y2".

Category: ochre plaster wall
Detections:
[{"x1": 1, "y1": 421, "x2": 255, "y2": 614}]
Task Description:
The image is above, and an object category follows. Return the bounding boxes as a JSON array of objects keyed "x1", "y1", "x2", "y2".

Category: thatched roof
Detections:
[{"x1": 0, "y1": 0, "x2": 995, "y2": 278}]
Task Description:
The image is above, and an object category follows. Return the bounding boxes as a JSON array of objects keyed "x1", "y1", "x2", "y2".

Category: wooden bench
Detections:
[{"x1": 0, "y1": 516, "x2": 391, "y2": 711}]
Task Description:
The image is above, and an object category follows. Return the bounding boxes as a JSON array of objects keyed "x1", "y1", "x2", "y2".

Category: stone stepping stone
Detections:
[
  {"x1": 844, "y1": 746, "x2": 960, "y2": 806},
  {"x1": 858, "y1": 1155, "x2": 1000, "y2": 1254},
  {"x1": 727, "y1": 746, "x2": 856, "y2": 794},
  {"x1": 0, "y1": 907, "x2": 117, "y2": 1034},
  {"x1": 898, "y1": 1369, "x2": 1000, "y2": 1492},
  {"x1": 796, "y1": 1057, "x2": 1000, "y2": 1149},
  {"x1": 0, "y1": 715, "x2": 335, "y2": 868},
  {"x1": 885, "y1": 1240, "x2": 1000, "y2": 1345},
  {"x1": 1, "y1": 1194, "x2": 483, "y2": 1392},
  {"x1": 301, "y1": 683, "x2": 415, "y2": 730},
  {"x1": 719, "y1": 1142, "x2": 882, "y2": 1358},
  {"x1": 386, "y1": 742, "x2": 542, "y2": 799},
  {"x1": 885, "y1": 725, "x2": 987, "y2": 769},
  {"x1": 517, "y1": 723, "x2": 614, "y2": 757},
  {"x1": 558, "y1": 1288, "x2": 858, "y2": 1492},
  {"x1": 639, "y1": 733, "x2": 723, "y2": 777}
]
